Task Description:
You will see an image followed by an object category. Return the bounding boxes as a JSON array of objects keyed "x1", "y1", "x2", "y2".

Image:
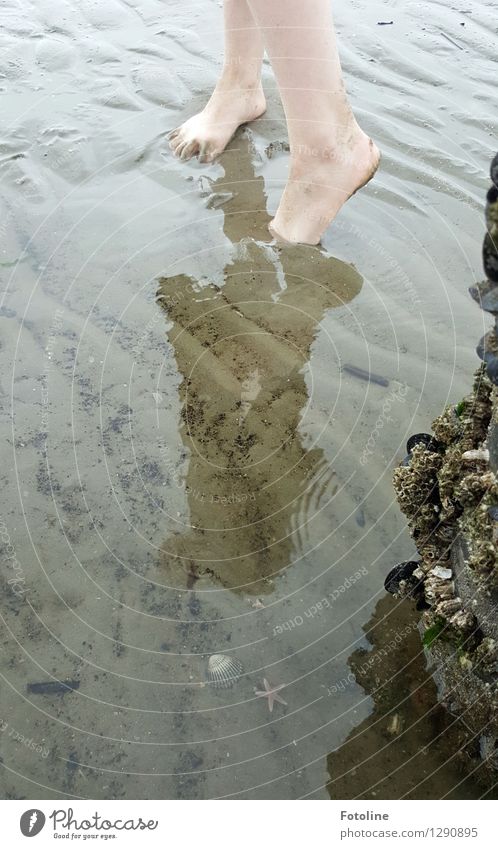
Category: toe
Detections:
[
  {"x1": 198, "y1": 142, "x2": 209, "y2": 163},
  {"x1": 180, "y1": 140, "x2": 199, "y2": 161},
  {"x1": 167, "y1": 127, "x2": 180, "y2": 141},
  {"x1": 198, "y1": 141, "x2": 219, "y2": 163},
  {"x1": 169, "y1": 135, "x2": 184, "y2": 154},
  {"x1": 175, "y1": 140, "x2": 189, "y2": 160}
]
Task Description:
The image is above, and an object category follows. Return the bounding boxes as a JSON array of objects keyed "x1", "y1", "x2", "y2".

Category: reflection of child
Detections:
[{"x1": 169, "y1": 0, "x2": 379, "y2": 245}]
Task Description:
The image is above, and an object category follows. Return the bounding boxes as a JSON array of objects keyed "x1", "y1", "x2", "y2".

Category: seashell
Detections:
[
  {"x1": 431, "y1": 565, "x2": 453, "y2": 580},
  {"x1": 386, "y1": 713, "x2": 404, "y2": 736},
  {"x1": 207, "y1": 654, "x2": 243, "y2": 689},
  {"x1": 462, "y1": 448, "x2": 490, "y2": 463}
]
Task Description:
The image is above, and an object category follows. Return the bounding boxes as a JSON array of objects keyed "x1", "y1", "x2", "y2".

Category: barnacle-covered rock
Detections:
[
  {"x1": 454, "y1": 470, "x2": 496, "y2": 508},
  {"x1": 468, "y1": 367, "x2": 493, "y2": 444},
  {"x1": 431, "y1": 405, "x2": 462, "y2": 446},
  {"x1": 448, "y1": 609, "x2": 476, "y2": 633},
  {"x1": 474, "y1": 638, "x2": 498, "y2": 679},
  {"x1": 438, "y1": 443, "x2": 469, "y2": 515},
  {"x1": 460, "y1": 493, "x2": 498, "y2": 578},
  {"x1": 393, "y1": 443, "x2": 442, "y2": 515},
  {"x1": 391, "y1": 155, "x2": 498, "y2": 778}
]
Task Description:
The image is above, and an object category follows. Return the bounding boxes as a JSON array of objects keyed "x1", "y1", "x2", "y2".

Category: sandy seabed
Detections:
[{"x1": 0, "y1": 0, "x2": 497, "y2": 799}]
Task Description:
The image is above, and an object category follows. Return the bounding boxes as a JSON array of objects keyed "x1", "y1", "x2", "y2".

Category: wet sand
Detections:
[{"x1": 0, "y1": 0, "x2": 497, "y2": 799}]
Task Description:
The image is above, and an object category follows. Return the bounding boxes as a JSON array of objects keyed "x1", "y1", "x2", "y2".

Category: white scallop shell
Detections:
[{"x1": 207, "y1": 654, "x2": 243, "y2": 689}]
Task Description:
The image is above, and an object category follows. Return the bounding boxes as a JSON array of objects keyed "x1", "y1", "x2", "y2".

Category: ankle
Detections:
[
  {"x1": 219, "y1": 61, "x2": 262, "y2": 91},
  {"x1": 290, "y1": 124, "x2": 368, "y2": 170}
]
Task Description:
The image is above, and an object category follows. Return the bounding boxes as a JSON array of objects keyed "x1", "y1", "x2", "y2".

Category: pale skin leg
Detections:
[
  {"x1": 245, "y1": 0, "x2": 380, "y2": 244},
  {"x1": 169, "y1": 0, "x2": 266, "y2": 162}
]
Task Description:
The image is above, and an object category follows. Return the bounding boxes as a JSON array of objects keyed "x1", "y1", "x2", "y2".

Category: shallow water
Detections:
[{"x1": 0, "y1": 0, "x2": 497, "y2": 799}]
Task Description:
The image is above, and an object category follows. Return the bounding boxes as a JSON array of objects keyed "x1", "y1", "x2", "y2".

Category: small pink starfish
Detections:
[{"x1": 255, "y1": 678, "x2": 287, "y2": 713}]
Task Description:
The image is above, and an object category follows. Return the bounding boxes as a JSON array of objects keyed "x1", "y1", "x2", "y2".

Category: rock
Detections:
[
  {"x1": 392, "y1": 154, "x2": 498, "y2": 778},
  {"x1": 469, "y1": 279, "x2": 498, "y2": 314},
  {"x1": 476, "y1": 330, "x2": 498, "y2": 362}
]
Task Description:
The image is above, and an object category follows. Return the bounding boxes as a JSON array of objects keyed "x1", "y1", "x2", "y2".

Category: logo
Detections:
[{"x1": 20, "y1": 809, "x2": 46, "y2": 837}]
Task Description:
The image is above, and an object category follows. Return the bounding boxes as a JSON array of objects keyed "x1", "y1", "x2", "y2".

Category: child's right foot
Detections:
[{"x1": 168, "y1": 76, "x2": 266, "y2": 163}]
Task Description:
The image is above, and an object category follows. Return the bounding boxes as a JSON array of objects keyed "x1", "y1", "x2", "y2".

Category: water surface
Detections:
[{"x1": 0, "y1": 0, "x2": 497, "y2": 799}]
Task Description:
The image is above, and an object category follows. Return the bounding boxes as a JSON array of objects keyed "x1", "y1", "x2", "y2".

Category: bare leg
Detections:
[
  {"x1": 246, "y1": 0, "x2": 380, "y2": 244},
  {"x1": 169, "y1": 0, "x2": 266, "y2": 162}
]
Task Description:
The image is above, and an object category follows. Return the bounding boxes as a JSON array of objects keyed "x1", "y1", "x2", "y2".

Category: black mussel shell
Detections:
[
  {"x1": 401, "y1": 454, "x2": 412, "y2": 467},
  {"x1": 490, "y1": 152, "x2": 498, "y2": 189},
  {"x1": 406, "y1": 433, "x2": 442, "y2": 454},
  {"x1": 486, "y1": 355, "x2": 498, "y2": 387},
  {"x1": 476, "y1": 336, "x2": 486, "y2": 362},
  {"x1": 486, "y1": 184, "x2": 498, "y2": 208},
  {"x1": 384, "y1": 560, "x2": 421, "y2": 595},
  {"x1": 488, "y1": 506, "x2": 498, "y2": 521},
  {"x1": 483, "y1": 230, "x2": 498, "y2": 284}
]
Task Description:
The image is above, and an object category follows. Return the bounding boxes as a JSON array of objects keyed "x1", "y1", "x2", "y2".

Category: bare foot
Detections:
[
  {"x1": 168, "y1": 76, "x2": 266, "y2": 163},
  {"x1": 269, "y1": 129, "x2": 380, "y2": 245}
]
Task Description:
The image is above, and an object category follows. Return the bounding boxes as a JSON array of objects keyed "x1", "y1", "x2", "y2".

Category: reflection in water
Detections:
[
  {"x1": 157, "y1": 134, "x2": 362, "y2": 593},
  {"x1": 327, "y1": 595, "x2": 497, "y2": 799}
]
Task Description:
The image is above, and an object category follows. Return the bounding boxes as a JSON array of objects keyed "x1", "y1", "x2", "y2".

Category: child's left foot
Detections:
[{"x1": 269, "y1": 130, "x2": 380, "y2": 245}]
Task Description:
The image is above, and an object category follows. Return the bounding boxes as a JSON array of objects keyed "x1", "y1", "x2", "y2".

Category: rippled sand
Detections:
[{"x1": 0, "y1": 0, "x2": 497, "y2": 799}]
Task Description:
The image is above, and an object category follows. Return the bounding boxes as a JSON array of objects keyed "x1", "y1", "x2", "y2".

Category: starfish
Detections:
[{"x1": 255, "y1": 678, "x2": 287, "y2": 713}]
